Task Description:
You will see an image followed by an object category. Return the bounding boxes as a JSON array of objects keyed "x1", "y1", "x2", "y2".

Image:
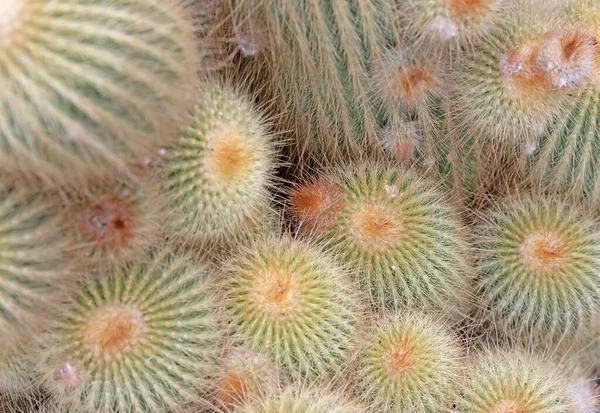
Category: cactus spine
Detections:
[
  {"x1": 38, "y1": 250, "x2": 221, "y2": 412},
  {"x1": 288, "y1": 164, "x2": 471, "y2": 316},
  {"x1": 0, "y1": 0, "x2": 198, "y2": 181},
  {"x1": 475, "y1": 197, "x2": 600, "y2": 345},
  {"x1": 223, "y1": 233, "x2": 360, "y2": 380}
]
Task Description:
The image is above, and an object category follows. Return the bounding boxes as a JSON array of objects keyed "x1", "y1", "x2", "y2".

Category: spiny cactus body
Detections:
[
  {"x1": 456, "y1": 349, "x2": 578, "y2": 412},
  {"x1": 0, "y1": 184, "x2": 70, "y2": 361},
  {"x1": 59, "y1": 173, "x2": 162, "y2": 270},
  {"x1": 160, "y1": 82, "x2": 276, "y2": 247},
  {"x1": 0, "y1": 0, "x2": 198, "y2": 181},
  {"x1": 288, "y1": 164, "x2": 471, "y2": 316},
  {"x1": 223, "y1": 234, "x2": 360, "y2": 380},
  {"x1": 355, "y1": 312, "x2": 463, "y2": 412},
  {"x1": 39, "y1": 251, "x2": 221, "y2": 413},
  {"x1": 475, "y1": 197, "x2": 600, "y2": 345},
  {"x1": 234, "y1": 387, "x2": 366, "y2": 413}
]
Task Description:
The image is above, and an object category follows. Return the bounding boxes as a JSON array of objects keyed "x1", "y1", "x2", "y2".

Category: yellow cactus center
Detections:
[
  {"x1": 490, "y1": 399, "x2": 527, "y2": 413},
  {"x1": 206, "y1": 127, "x2": 253, "y2": 184},
  {"x1": 382, "y1": 343, "x2": 415, "y2": 375},
  {"x1": 82, "y1": 305, "x2": 145, "y2": 358},
  {"x1": 351, "y1": 202, "x2": 403, "y2": 247},
  {"x1": 255, "y1": 271, "x2": 300, "y2": 315},
  {"x1": 519, "y1": 231, "x2": 567, "y2": 273},
  {"x1": 0, "y1": 0, "x2": 25, "y2": 47},
  {"x1": 76, "y1": 195, "x2": 137, "y2": 250}
]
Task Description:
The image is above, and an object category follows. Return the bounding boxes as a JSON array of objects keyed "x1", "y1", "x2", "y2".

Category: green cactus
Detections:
[
  {"x1": 475, "y1": 196, "x2": 600, "y2": 345},
  {"x1": 222, "y1": 233, "x2": 360, "y2": 380},
  {"x1": 0, "y1": 0, "x2": 198, "y2": 182},
  {"x1": 159, "y1": 82, "x2": 276, "y2": 247},
  {"x1": 0, "y1": 183, "x2": 70, "y2": 361},
  {"x1": 355, "y1": 312, "x2": 463, "y2": 412},
  {"x1": 234, "y1": 387, "x2": 366, "y2": 413},
  {"x1": 526, "y1": 1, "x2": 600, "y2": 204},
  {"x1": 38, "y1": 250, "x2": 222, "y2": 412},
  {"x1": 288, "y1": 163, "x2": 471, "y2": 316},
  {"x1": 58, "y1": 172, "x2": 162, "y2": 270},
  {"x1": 456, "y1": 349, "x2": 578, "y2": 412}
]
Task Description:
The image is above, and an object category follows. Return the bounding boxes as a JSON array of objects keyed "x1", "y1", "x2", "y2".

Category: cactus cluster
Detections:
[{"x1": 3, "y1": 0, "x2": 600, "y2": 412}]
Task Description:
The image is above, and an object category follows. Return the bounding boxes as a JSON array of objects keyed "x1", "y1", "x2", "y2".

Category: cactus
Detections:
[
  {"x1": 398, "y1": 0, "x2": 510, "y2": 51},
  {"x1": 355, "y1": 312, "x2": 463, "y2": 412},
  {"x1": 455, "y1": 2, "x2": 587, "y2": 146},
  {"x1": 288, "y1": 163, "x2": 471, "y2": 316},
  {"x1": 213, "y1": 346, "x2": 280, "y2": 411},
  {"x1": 0, "y1": 0, "x2": 198, "y2": 182},
  {"x1": 0, "y1": 183, "x2": 70, "y2": 361},
  {"x1": 474, "y1": 197, "x2": 600, "y2": 345},
  {"x1": 58, "y1": 172, "x2": 162, "y2": 270},
  {"x1": 525, "y1": 1, "x2": 600, "y2": 204},
  {"x1": 222, "y1": 233, "x2": 360, "y2": 380},
  {"x1": 38, "y1": 250, "x2": 222, "y2": 412},
  {"x1": 233, "y1": 0, "x2": 404, "y2": 163},
  {"x1": 159, "y1": 82, "x2": 276, "y2": 246},
  {"x1": 234, "y1": 386, "x2": 366, "y2": 413},
  {"x1": 456, "y1": 349, "x2": 579, "y2": 412}
]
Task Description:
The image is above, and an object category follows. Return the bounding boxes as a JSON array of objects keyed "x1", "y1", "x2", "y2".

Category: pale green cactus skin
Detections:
[
  {"x1": 39, "y1": 251, "x2": 222, "y2": 413},
  {"x1": 290, "y1": 164, "x2": 471, "y2": 316},
  {"x1": 475, "y1": 197, "x2": 600, "y2": 345},
  {"x1": 456, "y1": 350, "x2": 577, "y2": 412},
  {"x1": 160, "y1": 83, "x2": 276, "y2": 246},
  {"x1": 356, "y1": 312, "x2": 463, "y2": 412},
  {"x1": 223, "y1": 234, "x2": 360, "y2": 380},
  {"x1": 234, "y1": 387, "x2": 366, "y2": 413},
  {"x1": 0, "y1": 184, "x2": 69, "y2": 361},
  {"x1": 0, "y1": 0, "x2": 198, "y2": 181}
]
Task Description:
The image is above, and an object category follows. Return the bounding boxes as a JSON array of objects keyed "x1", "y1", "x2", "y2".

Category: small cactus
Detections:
[
  {"x1": 456, "y1": 349, "x2": 579, "y2": 412},
  {"x1": 38, "y1": 250, "x2": 222, "y2": 412},
  {"x1": 234, "y1": 386, "x2": 366, "y2": 413},
  {"x1": 355, "y1": 312, "x2": 463, "y2": 412},
  {"x1": 288, "y1": 163, "x2": 471, "y2": 316},
  {"x1": 159, "y1": 82, "x2": 276, "y2": 247},
  {"x1": 0, "y1": 0, "x2": 198, "y2": 182},
  {"x1": 222, "y1": 233, "x2": 360, "y2": 380},
  {"x1": 474, "y1": 196, "x2": 600, "y2": 345}
]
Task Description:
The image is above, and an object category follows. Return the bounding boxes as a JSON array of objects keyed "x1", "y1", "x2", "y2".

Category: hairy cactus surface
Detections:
[
  {"x1": 38, "y1": 251, "x2": 221, "y2": 412},
  {"x1": 288, "y1": 164, "x2": 471, "y2": 316},
  {"x1": 475, "y1": 197, "x2": 600, "y2": 345},
  {"x1": 456, "y1": 349, "x2": 578, "y2": 412},
  {"x1": 222, "y1": 233, "x2": 360, "y2": 380},
  {"x1": 159, "y1": 82, "x2": 276, "y2": 246},
  {"x1": 0, "y1": 183, "x2": 70, "y2": 361},
  {"x1": 234, "y1": 387, "x2": 366, "y2": 413},
  {"x1": 0, "y1": 0, "x2": 198, "y2": 181},
  {"x1": 355, "y1": 312, "x2": 463, "y2": 412}
]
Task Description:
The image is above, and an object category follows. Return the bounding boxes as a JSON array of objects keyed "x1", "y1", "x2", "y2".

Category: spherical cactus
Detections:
[
  {"x1": 234, "y1": 386, "x2": 366, "y2": 413},
  {"x1": 456, "y1": 349, "x2": 578, "y2": 412},
  {"x1": 288, "y1": 164, "x2": 471, "y2": 317},
  {"x1": 158, "y1": 82, "x2": 276, "y2": 247},
  {"x1": 213, "y1": 346, "x2": 280, "y2": 411},
  {"x1": 222, "y1": 233, "x2": 361, "y2": 380},
  {"x1": 0, "y1": 182, "x2": 70, "y2": 361},
  {"x1": 397, "y1": 0, "x2": 509, "y2": 51},
  {"x1": 0, "y1": 0, "x2": 198, "y2": 182},
  {"x1": 354, "y1": 312, "x2": 463, "y2": 412},
  {"x1": 58, "y1": 172, "x2": 162, "y2": 270},
  {"x1": 38, "y1": 250, "x2": 222, "y2": 412},
  {"x1": 456, "y1": 4, "x2": 587, "y2": 145},
  {"x1": 474, "y1": 197, "x2": 600, "y2": 345}
]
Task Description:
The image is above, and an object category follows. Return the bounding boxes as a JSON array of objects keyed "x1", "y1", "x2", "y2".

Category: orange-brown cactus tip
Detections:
[
  {"x1": 448, "y1": 0, "x2": 489, "y2": 18},
  {"x1": 75, "y1": 195, "x2": 137, "y2": 250},
  {"x1": 288, "y1": 177, "x2": 343, "y2": 234},
  {"x1": 205, "y1": 128, "x2": 254, "y2": 184}
]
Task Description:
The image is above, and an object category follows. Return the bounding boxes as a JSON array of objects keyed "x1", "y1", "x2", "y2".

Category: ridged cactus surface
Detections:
[{"x1": 0, "y1": 0, "x2": 198, "y2": 180}]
